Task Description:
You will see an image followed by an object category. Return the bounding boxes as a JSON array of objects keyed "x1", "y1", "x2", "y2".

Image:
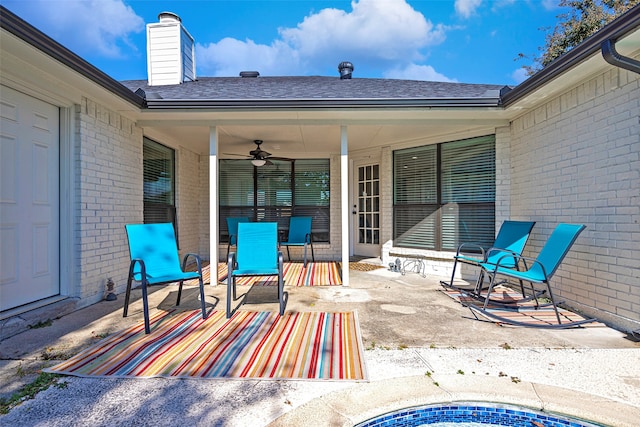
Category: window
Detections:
[
  {"x1": 219, "y1": 159, "x2": 330, "y2": 242},
  {"x1": 143, "y1": 138, "x2": 176, "y2": 231},
  {"x1": 393, "y1": 135, "x2": 495, "y2": 251}
]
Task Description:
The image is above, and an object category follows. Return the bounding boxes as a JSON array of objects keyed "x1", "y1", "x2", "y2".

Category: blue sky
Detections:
[{"x1": 2, "y1": 0, "x2": 566, "y2": 85}]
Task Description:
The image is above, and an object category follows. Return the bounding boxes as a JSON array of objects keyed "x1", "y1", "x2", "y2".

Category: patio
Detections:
[{"x1": 1, "y1": 264, "x2": 639, "y2": 426}]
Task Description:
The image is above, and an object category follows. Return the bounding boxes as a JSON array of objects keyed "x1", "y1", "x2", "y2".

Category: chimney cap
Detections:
[
  {"x1": 158, "y1": 12, "x2": 181, "y2": 23},
  {"x1": 338, "y1": 61, "x2": 354, "y2": 79},
  {"x1": 240, "y1": 71, "x2": 260, "y2": 78}
]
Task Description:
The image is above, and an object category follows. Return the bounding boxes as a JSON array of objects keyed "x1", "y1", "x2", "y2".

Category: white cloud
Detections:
[
  {"x1": 542, "y1": 0, "x2": 561, "y2": 11},
  {"x1": 3, "y1": 0, "x2": 143, "y2": 57},
  {"x1": 280, "y1": 0, "x2": 445, "y2": 61},
  {"x1": 511, "y1": 67, "x2": 529, "y2": 84},
  {"x1": 455, "y1": 0, "x2": 483, "y2": 19},
  {"x1": 196, "y1": 38, "x2": 301, "y2": 76},
  {"x1": 383, "y1": 64, "x2": 457, "y2": 82},
  {"x1": 197, "y1": 0, "x2": 451, "y2": 79}
]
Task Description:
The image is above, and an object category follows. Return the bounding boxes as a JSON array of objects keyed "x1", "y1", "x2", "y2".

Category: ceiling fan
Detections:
[{"x1": 226, "y1": 140, "x2": 290, "y2": 166}]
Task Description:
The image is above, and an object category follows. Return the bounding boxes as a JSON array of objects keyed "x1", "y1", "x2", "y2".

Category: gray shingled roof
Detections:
[{"x1": 121, "y1": 77, "x2": 508, "y2": 107}]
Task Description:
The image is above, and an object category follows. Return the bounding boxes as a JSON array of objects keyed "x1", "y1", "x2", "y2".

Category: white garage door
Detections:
[{"x1": 1, "y1": 85, "x2": 60, "y2": 312}]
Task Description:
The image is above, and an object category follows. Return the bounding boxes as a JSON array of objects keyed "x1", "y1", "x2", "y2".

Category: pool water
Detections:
[{"x1": 354, "y1": 402, "x2": 605, "y2": 427}]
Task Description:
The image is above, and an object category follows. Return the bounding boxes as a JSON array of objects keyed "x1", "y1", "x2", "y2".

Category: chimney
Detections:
[
  {"x1": 146, "y1": 12, "x2": 196, "y2": 86},
  {"x1": 338, "y1": 61, "x2": 354, "y2": 79}
]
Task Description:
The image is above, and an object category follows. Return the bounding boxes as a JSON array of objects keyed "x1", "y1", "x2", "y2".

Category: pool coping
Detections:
[{"x1": 268, "y1": 375, "x2": 639, "y2": 426}]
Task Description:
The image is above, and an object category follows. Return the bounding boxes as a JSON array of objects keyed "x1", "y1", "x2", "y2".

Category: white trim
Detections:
[
  {"x1": 58, "y1": 106, "x2": 75, "y2": 297},
  {"x1": 341, "y1": 126, "x2": 350, "y2": 287},
  {"x1": 209, "y1": 126, "x2": 219, "y2": 279}
]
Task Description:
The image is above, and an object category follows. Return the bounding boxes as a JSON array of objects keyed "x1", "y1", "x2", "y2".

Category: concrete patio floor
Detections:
[{"x1": 1, "y1": 264, "x2": 639, "y2": 426}]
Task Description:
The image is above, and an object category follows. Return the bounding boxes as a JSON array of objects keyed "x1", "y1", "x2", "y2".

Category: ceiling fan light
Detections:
[{"x1": 251, "y1": 158, "x2": 266, "y2": 167}]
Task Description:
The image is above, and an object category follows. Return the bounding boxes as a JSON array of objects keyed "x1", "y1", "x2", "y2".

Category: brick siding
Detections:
[
  {"x1": 75, "y1": 98, "x2": 142, "y2": 307},
  {"x1": 507, "y1": 66, "x2": 639, "y2": 330}
]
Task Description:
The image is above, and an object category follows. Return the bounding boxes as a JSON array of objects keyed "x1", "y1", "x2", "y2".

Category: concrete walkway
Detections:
[{"x1": 1, "y1": 266, "x2": 639, "y2": 426}]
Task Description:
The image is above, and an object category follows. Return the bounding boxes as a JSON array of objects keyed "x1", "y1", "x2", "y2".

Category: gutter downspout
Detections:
[{"x1": 601, "y1": 39, "x2": 640, "y2": 74}]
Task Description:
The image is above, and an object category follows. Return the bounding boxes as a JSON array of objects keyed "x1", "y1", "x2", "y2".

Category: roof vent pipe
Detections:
[
  {"x1": 338, "y1": 61, "x2": 354, "y2": 79},
  {"x1": 240, "y1": 71, "x2": 260, "y2": 78}
]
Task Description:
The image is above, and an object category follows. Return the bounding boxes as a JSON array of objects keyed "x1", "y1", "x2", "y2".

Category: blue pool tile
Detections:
[{"x1": 355, "y1": 402, "x2": 606, "y2": 427}]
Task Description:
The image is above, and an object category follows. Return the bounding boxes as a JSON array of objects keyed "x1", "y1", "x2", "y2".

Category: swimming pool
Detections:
[{"x1": 354, "y1": 402, "x2": 605, "y2": 427}]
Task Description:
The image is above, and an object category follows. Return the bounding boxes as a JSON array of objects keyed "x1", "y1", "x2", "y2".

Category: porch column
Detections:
[
  {"x1": 341, "y1": 126, "x2": 350, "y2": 287},
  {"x1": 209, "y1": 126, "x2": 219, "y2": 283}
]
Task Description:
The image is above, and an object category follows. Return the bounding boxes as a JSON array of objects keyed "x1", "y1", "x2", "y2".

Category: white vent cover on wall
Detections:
[{"x1": 146, "y1": 12, "x2": 196, "y2": 86}]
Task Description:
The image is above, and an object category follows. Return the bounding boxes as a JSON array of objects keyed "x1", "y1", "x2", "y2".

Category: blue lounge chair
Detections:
[
  {"x1": 227, "y1": 222, "x2": 287, "y2": 318},
  {"x1": 468, "y1": 223, "x2": 595, "y2": 328},
  {"x1": 123, "y1": 223, "x2": 207, "y2": 334},
  {"x1": 440, "y1": 220, "x2": 536, "y2": 294},
  {"x1": 225, "y1": 216, "x2": 250, "y2": 259},
  {"x1": 280, "y1": 216, "x2": 315, "y2": 267}
]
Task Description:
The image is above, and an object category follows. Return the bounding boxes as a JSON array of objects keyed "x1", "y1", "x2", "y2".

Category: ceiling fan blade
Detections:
[
  {"x1": 267, "y1": 156, "x2": 293, "y2": 161},
  {"x1": 223, "y1": 153, "x2": 251, "y2": 158}
]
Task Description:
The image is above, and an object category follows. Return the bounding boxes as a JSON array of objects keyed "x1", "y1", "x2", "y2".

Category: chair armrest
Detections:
[
  {"x1": 490, "y1": 253, "x2": 540, "y2": 275},
  {"x1": 181, "y1": 253, "x2": 203, "y2": 272},
  {"x1": 456, "y1": 242, "x2": 486, "y2": 259},
  {"x1": 227, "y1": 252, "x2": 237, "y2": 271},
  {"x1": 305, "y1": 233, "x2": 313, "y2": 244},
  {"x1": 129, "y1": 258, "x2": 147, "y2": 282},
  {"x1": 277, "y1": 251, "x2": 284, "y2": 269},
  {"x1": 485, "y1": 247, "x2": 518, "y2": 262}
]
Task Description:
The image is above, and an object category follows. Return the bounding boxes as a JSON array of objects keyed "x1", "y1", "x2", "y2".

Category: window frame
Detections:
[
  {"x1": 219, "y1": 158, "x2": 330, "y2": 243},
  {"x1": 143, "y1": 137, "x2": 177, "y2": 240},
  {"x1": 393, "y1": 135, "x2": 496, "y2": 252}
]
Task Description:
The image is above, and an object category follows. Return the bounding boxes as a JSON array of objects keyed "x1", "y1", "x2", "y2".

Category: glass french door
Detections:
[{"x1": 353, "y1": 163, "x2": 380, "y2": 257}]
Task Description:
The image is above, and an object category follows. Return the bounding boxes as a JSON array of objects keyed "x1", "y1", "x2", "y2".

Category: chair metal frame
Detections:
[
  {"x1": 467, "y1": 223, "x2": 596, "y2": 328},
  {"x1": 123, "y1": 223, "x2": 207, "y2": 334},
  {"x1": 441, "y1": 220, "x2": 536, "y2": 296},
  {"x1": 227, "y1": 222, "x2": 287, "y2": 318},
  {"x1": 279, "y1": 216, "x2": 315, "y2": 267}
]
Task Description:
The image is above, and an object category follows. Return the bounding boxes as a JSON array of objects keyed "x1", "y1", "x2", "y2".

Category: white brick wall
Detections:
[
  {"x1": 75, "y1": 100, "x2": 205, "y2": 307},
  {"x1": 508, "y1": 66, "x2": 640, "y2": 331},
  {"x1": 75, "y1": 98, "x2": 142, "y2": 307},
  {"x1": 176, "y1": 147, "x2": 201, "y2": 259}
]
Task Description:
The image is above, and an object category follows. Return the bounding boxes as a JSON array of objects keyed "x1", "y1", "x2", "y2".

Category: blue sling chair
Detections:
[
  {"x1": 279, "y1": 216, "x2": 315, "y2": 268},
  {"x1": 467, "y1": 223, "x2": 596, "y2": 328},
  {"x1": 225, "y1": 216, "x2": 250, "y2": 259},
  {"x1": 440, "y1": 220, "x2": 536, "y2": 297},
  {"x1": 123, "y1": 223, "x2": 208, "y2": 334},
  {"x1": 227, "y1": 222, "x2": 287, "y2": 318}
]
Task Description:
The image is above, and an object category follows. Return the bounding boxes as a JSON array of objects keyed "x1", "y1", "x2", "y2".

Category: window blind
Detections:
[
  {"x1": 441, "y1": 136, "x2": 495, "y2": 250},
  {"x1": 393, "y1": 136, "x2": 495, "y2": 251},
  {"x1": 143, "y1": 138, "x2": 176, "y2": 227},
  {"x1": 393, "y1": 145, "x2": 438, "y2": 248}
]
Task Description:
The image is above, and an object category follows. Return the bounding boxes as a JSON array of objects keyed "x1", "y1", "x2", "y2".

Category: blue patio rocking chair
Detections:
[
  {"x1": 226, "y1": 216, "x2": 250, "y2": 259},
  {"x1": 123, "y1": 223, "x2": 208, "y2": 334},
  {"x1": 440, "y1": 220, "x2": 536, "y2": 296},
  {"x1": 227, "y1": 222, "x2": 287, "y2": 318},
  {"x1": 279, "y1": 216, "x2": 315, "y2": 267},
  {"x1": 467, "y1": 223, "x2": 596, "y2": 328}
]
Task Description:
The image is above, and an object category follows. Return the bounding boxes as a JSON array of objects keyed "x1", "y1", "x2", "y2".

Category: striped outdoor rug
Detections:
[
  {"x1": 216, "y1": 261, "x2": 342, "y2": 286},
  {"x1": 45, "y1": 309, "x2": 367, "y2": 381},
  {"x1": 443, "y1": 286, "x2": 603, "y2": 328}
]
